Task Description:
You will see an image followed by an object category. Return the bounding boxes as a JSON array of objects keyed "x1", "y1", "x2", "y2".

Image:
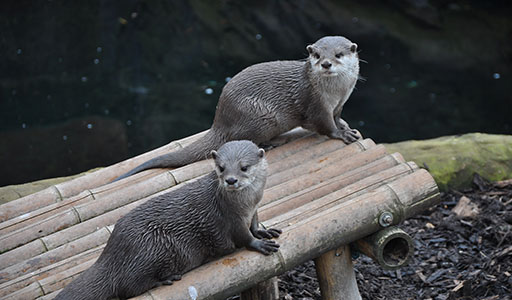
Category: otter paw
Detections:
[
  {"x1": 250, "y1": 239, "x2": 280, "y2": 255},
  {"x1": 338, "y1": 129, "x2": 361, "y2": 143},
  {"x1": 254, "y1": 228, "x2": 282, "y2": 239}
]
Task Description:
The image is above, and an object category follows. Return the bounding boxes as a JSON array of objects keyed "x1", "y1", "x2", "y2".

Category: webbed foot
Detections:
[{"x1": 249, "y1": 239, "x2": 280, "y2": 255}]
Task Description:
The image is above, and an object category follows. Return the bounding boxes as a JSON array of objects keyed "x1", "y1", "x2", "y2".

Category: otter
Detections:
[
  {"x1": 55, "y1": 141, "x2": 281, "y2": 300},
  {"x1": 115, "y1": 35, "x2": 361, "y2": 181}
]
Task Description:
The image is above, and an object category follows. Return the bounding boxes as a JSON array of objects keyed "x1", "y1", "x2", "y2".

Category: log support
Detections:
[
  {"x1": 240, "y1": 277, "x2": 279, "y2": 300},
  {"x1": 314, "y1": 245, "x2": 362, "y2": 300}
]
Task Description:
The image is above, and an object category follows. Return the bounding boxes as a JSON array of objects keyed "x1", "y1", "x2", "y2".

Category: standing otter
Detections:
[
  {"x1": 56, "y1": 141, "x2": 281, "y2": 300},
  {"x1": 115, "y1": 35, "x2": 361, "y2": 181}
]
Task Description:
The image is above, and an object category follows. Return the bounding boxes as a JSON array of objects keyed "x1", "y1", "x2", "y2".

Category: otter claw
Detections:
[
  {"x1": 250, "y1": 239, "x2": 280, "y2": 255},
  {"x1": 254, "y1": 228, "x2": 282, "y2": 239}
]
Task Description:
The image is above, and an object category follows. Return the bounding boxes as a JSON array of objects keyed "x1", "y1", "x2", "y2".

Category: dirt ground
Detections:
[{"x1": 277, "y1": 175, "x2": 512, "y2": 300}]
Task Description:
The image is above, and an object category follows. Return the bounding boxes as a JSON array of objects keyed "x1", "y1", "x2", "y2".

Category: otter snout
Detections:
[
  {"x1": 321, "y1": 61, "x2": 332, "y2": 69},
  {"x1": 225, "y1": 177, "x2": 238, "y2": 185}
]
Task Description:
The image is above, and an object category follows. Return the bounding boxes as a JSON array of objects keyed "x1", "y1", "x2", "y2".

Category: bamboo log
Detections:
[
  {"x1": 261, "y1": 146, "x2": 394, "y2": 212},
  {"x1": 0, "y1": 145, "x2": 384, "y2": 267},
  {"x1": 240, "y1": 277, "x2": 279, "y2": 300},
  {"x1": 266, "y1": 139, "x2": 376, "y2": 188},
  {"x1": 0, "y1": 161, "x2": 412, "y2": 292},
  {"x1": 263, "y1": 162, "x2": 419, "y2": 226},
  {"x1": 0, "y1": 179, "x2": 191, "y2": 269},
  {"x1": 314, "y1": 245, "x2": 361, "y2": 300},
  {"x1": 0, "y1": 172, "x2": 175, "y2": 254},
  {"x1": 3, "y1": 255, "x2": 98, "y2": 300},
  {"x1": 0, "y1": 190, "x2": 94, "y2": 235},
  {"x1": 0, "y1": 156, "x2": 412, "y2": 291},
  {"x1": 267, "y1": 138, "x2": 347, "y2": 174},
  {"x1": 119, "y1": 170, "x2": 438, "y2": 300},
  {"x1": 0, "y1": 246, "x2": 102, "y2": 298},
  {"x1": 353, "y1": 226, "x2": 413, "y2": 270},
  {"x1": 0, "y1": 130, "x2": 207, "y2": 223},
  {"x1": 262, "y1": 152, "x2": 404, "y2": 205},
  {"x1": 0, "y1": 226, "x2": 112, "y2": 284},
  {"x1": 3, "y1": 169, "x2": 437, "y2": 300},
  {"x1": 0, "y1": 136, "x2": 361, "y2": 256}
]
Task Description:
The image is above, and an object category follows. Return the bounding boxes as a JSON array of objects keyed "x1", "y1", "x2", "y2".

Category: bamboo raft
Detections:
[{"x1": 0, "y1": 128, "x2": 440, "y2": 299}]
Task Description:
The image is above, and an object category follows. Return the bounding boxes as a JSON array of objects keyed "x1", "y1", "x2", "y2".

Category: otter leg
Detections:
[
  {"x1": 250, "y1": 213, "x2": 282, "y2": 239},
  {"x1": 153, "y1": 274, "x2": 183, "y2": 287},
  {"x1": 335, "y1": 117, "x2": 361, "y2": 142},
  {"x1": 235, "y1": 218, "x2": 280, "y2": 256}
]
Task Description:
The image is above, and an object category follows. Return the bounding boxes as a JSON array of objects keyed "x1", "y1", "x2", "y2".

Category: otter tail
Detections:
[
  {"x1": 54, "y1": 267, "x2": 113, "y2": 300},
  {"x1": 113, "y1": 129, "x2": 226, "y2": 181}
]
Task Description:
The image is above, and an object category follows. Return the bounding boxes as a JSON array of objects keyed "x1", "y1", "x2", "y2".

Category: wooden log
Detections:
[
  {"x1": 0, "y1": 130, "x2": 207, "y2": 223},
  {"x1": 267, "y1": 138, "x2": 348, "y2": 175},
  {"x1": 0, "y1": 180, "x2": 188, "y2": 269},
  {"x1": 264, "y1": 162, "x2": 419, "y2": 227},
  {"x1": 353, "y1": 226, "x2": 413, "y2": 270},
  {"x1": 262, "y1": 152, "x2": 404, "y2": 205},
  {"x1": 0, "y1": 159, "x2": 414, "y2": 292},
  {"x1": 0, "y1": 131, "x2": 321, "y2": 232},
  {"x1": 261, "y1": 148, "x2": 397, "y2": 214},
  {"x1": 121, "y1": 170, "x2": 437, "y2": 300},
  {"x1": 240, "y1": 277, "x2": 279, "y2": 300},
  {"x1": 314, "y1": 245, "x2": 361, "y2": 300},
  {"x1": 5, "y1": 169, "x2": 437, "y2": 300},
  {"x1": 2, "y1": 255, "x2": 97, "y2": 300},
  {"x1": 0, "y1": 246, "x2": 102, "y2": 298},
  {"x1": 0, "y1": 226, "x2": 112, "y2": 284},
  {"x1": 0, "y1": 172, "x2": 174, "y2": 254},
  {"x1": 0, "y1": 190, "x2": 94, "y2": 235},
  {"x1": 266, "y1": 139, "x2": 377, "y2": 188}
]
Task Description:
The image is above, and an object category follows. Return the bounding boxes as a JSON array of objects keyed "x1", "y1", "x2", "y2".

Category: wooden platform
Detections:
[{"x1": 0, "y1": 129, "x2": 440, "y2": 299}]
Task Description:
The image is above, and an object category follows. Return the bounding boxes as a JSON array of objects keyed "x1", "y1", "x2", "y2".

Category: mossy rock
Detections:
[{"x1": 385, "y1": 133, "x2": 512, "y2": 191}]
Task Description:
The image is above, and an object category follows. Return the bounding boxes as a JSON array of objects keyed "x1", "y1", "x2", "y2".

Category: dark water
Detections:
[{"x1": 1, "y1": 0, "x2": 511, "y2": 186}]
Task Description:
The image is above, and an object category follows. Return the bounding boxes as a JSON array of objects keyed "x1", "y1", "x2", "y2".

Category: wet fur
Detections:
[
  {"x1": 56, "y1": 141, "x2": 279, "y2": 300},
  {"x1": 114, "y1": 36, "x2": 360, "y2": 181}
]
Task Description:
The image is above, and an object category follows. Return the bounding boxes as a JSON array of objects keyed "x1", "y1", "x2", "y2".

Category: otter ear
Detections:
[
  {"x1": 350, "y1": 43, "x2": 358, "y2": 53},
  {"x1": 306, "y1": 45, "x2": 314, "y2": 54},
  {"x1": 258, "y1": 148, "x2": 265, "y2": 158},
  {"x1": 210, "y1": 150, "x2": 218, "y2": 160}
]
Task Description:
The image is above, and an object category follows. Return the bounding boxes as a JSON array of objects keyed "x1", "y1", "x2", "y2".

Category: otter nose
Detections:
[
  {"x1": 225, "y1": 177, "x2": 238, "y2": 185},
  {"x1": 321, "y1": 61, "x2": 332, "y2": 69}
]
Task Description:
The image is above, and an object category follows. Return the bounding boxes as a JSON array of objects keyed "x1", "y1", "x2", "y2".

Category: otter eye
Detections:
[
  {"x1": 240, "y1": 166, "x2": 248, "y2": 172},
  {"x1": 335, "y1": 53, "x2": 343, "y2": 58},
  {"x1": 218, "y1": 166, "x2": 225, "y2": 172},
  {"x1": 313, "y1": 53, "x2": 320, "y2": 59}
]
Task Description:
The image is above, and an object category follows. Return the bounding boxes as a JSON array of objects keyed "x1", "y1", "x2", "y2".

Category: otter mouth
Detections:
[
  {"x1": 223, "y1": 183, "x2": 246, "y2": 191},
  {"x1": 322, "y1": 70, "x2": 339, "y2": 77}
]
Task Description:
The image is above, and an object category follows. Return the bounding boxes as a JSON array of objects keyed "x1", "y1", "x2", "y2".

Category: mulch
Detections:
[{"x1": 277, "y1": 174, "x2": 512, "y2": 300}]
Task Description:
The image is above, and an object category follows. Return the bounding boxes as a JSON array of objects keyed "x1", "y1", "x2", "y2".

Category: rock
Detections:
[
  {"x1": 385, "y1": 133, "x2": 512, "y2": 191},
  {"x1": 452, "y1": 196, "x2": 480, "y2": 218}
]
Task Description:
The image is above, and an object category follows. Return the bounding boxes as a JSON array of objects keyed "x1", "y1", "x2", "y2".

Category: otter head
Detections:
[
  {"x1": 306, "y1": 36, "x2": 359, "y2": 78},
  {"x1": 211, "y1": 140, "x2": 267, "y2": 191}
]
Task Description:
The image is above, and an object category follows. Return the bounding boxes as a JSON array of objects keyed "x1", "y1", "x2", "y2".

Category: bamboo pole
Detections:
[
  {"x1": 1, "y1": 170, "x2": 438, "y2": 300},
  {"x1": 0, "y1": 155, "x2": 412, "y2": 290},
  {"x1": 0, "y1": 148, "x2": 394, "y2": 271},
  {"x1": 0, "y1": 136, "x2": 364, "y2": 256},
  {"x1": 0, "y1": 226, "x2": 112, "y2": 285},
  {"x1": 262, "y1": 152, "x2": 404, "y2": 205},
  {"x1": 266, "y1": 139, "x2": 376, "y2": 188},
  {"x1": 240, "y1": 278, "x2": 279, "y2": 300},
  {"x1": 263, "y1": 162, "x2": 419, "y2": 227},
  {"x1": 353, "y1": 226, "x2": 413, "y2": 270},
  {"x1": 0, "y1": 130, "x2": 207, "y2": 222},
  {"x1": 314, "y1": 245, "x2": 361, "y2": 300}
]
